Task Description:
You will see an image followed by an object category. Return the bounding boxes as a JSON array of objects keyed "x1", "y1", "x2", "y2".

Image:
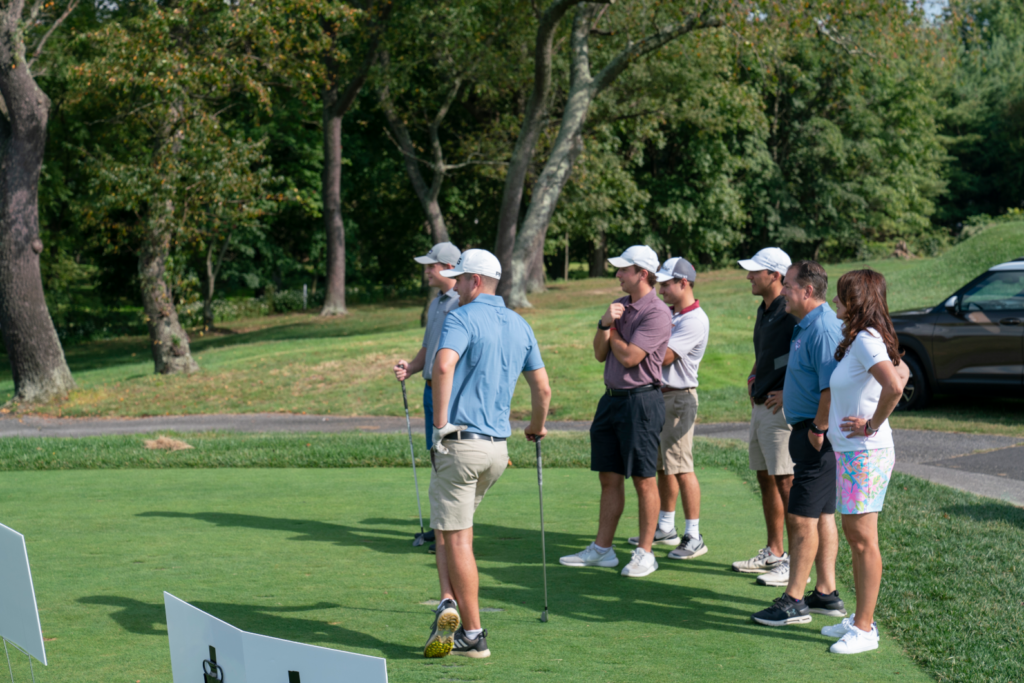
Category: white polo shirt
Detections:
[
  {"x1": 828, "y1": 328, "x2": 895, "y2": 453},
  {"x1": 661, "y1": 301, "x2": 710, "y2": 389}
]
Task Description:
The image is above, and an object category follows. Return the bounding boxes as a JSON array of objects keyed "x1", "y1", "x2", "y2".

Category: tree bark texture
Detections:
[
  {"x1": 495, "y1": 0, "x2": 595, "y2": 301},
  {"x1": 204, "y1": 234, "x2": 231, "y2": 329},
  {"x1": 589, "y1": 226, "x2": 607, "y2": 277},
  {"x1": 505, "y1": 4, "x2": 720, "y2": 308},
  {"x1": 139, "y1": 210, "x2": 199, "y2": 375},
  {"x1": 0, "y1": 3, "x2": 75, "y2": 404}
]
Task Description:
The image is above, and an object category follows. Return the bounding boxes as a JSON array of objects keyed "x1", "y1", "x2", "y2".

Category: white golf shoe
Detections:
[
  {"x1": 830, "y1": 624, "x2": 880, "y2": 654},
  {"x1": 559, "y1": 543, "x2": 619, "y2": 568},
  {"x1": 620, "y1": 547, "x2": 658, "y2": 578}
]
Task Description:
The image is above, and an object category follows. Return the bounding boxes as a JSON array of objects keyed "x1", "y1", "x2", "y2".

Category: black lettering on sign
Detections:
[
  {"x1": 203, "y1": 645, "x2": 225, "y2": 682},
  {"x1": 288, "y1": 672, "x2": 301, "y2": 683}
]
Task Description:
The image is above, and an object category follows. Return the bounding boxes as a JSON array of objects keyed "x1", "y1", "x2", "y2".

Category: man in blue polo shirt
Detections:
[
  {"x1": 753, "y1": 260, "x2": 847, "y2": 628},
  {"x1": 421, "y1": 249, "x2": 551, "y2": 661}
]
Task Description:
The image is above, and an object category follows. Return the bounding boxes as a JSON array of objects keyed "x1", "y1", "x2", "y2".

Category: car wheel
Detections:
[{"x1": 896, "y1": 352, "x2": 929, "y2": 411}]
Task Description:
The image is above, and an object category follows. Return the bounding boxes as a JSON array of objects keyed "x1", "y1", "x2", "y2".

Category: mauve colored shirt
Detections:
[{"x1": 604, "y1": 289, "x2": 672, "y2": 389}]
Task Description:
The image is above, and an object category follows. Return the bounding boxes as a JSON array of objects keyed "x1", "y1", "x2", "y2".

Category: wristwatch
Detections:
[
  {"x1": 597, "y1": 319, "x2": 611, "y2": 331},
  {"x1": 809, "y1": 423, "x2": 828, "y2": 435}
]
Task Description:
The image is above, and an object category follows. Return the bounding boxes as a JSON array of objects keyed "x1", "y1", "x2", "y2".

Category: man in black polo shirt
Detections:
[{"x1": 732, "y1": 248, "x2": 800, "y2": 587}]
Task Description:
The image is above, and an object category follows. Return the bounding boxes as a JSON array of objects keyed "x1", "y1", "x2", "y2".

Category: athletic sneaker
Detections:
[
  {"x1": 822, "y1": 614, "x2": 858, "y2": 638},
  {"x1": 428, "y1": 543, "x2": 436, "y2": 555},
  {"x1": 451, "y1": 627, "x2": 491, "y2": 659},
  {"x1": 751, "y1": 593, "x2": 812, "y2": 627},
  {"x1": 620, "y1": 547, "x2": 658, "y2": 578},
  {"x1": 805, "y1": 589, "x2": 847, "y2": 617},
  {"x1": 627, "y1": 527, "x2": 680, "y2": 547},
  {"x1": 755, "y1": 557, "x2": 810, "y2": 587},
  {"x1": 559, "y1": 543, "x2": 619, "y2": 568},
  {"x1": 830, "y1": 624, "x2": 879, "y2": 654},
  {"x1": 423, "y1": 598, "x2": 460, "y2": 658},
  {"x1": 732, "y1": 546, "x2": 787, "y2": 574},
  {"x1": 667, "y1": 533, "x2": 708, "y2": 560}
]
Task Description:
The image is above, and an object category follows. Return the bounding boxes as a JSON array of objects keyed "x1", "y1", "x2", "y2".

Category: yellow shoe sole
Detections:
[{"x1": 423, "y1": 609, "x2": 460, "y2": 658}]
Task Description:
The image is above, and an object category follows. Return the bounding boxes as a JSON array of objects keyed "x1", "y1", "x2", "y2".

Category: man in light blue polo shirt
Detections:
[
  {"x1": 754, "y1": 260, "x2": 847, "y2": 628},
  {"x1": 421, "y1": 249, "x2": 551, "y2": 661}
]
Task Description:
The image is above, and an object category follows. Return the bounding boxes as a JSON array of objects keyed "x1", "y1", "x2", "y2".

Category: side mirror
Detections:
[{"x1": 944, "y1": 295, "x2": 959, "y2": 315}]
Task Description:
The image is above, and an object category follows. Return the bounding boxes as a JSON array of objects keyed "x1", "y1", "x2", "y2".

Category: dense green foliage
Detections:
[{"x1": 19, "y1": 0, "x2": 1024, "y2": 343}]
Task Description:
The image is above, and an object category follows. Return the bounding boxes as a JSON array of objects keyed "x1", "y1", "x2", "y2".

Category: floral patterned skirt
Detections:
[{"x1": 836, "y1": 447, "x2": 895, "y2": 514}]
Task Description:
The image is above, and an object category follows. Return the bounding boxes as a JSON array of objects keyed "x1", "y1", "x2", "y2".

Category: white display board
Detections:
[
  {"x1": 164, "y1": 593, "x2": 387, "y2": 683},
  {"x1": 0, "y1": 523, "x2": 46, "y2": 665}
]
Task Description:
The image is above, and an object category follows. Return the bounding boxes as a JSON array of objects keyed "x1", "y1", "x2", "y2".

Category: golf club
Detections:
[
  {"x1": 401, "y1": 379, "x2": 428, "y2": 547},
  {"x1": 534, "y1": 435, "x2": 549, "y2": 622}
]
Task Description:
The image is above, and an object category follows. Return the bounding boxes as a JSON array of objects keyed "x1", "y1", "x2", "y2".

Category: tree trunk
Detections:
[
  {"x1": 0, "y1": 25, "x2": 74, "y2": 404},
  {"x1": 506, "y1": 4, "x2": 720, "y2": 307},
  {"x1": 320, "y1": 99, "x2": 348, "y2": 316},
  {"x1": 495, "y1": 0, "x2": 589, "y2": 302},
  {"x1": 525, "y1": 230, "x2": 547, "y2": 293},
  {"x1": 589, "y1": 226, "x2": 607, "y2": 276},
  {"x1": 139, "y1": 210, "x2": 199, "y2": 375},
  {"x1": 203, "y1": 233, "x2": 230, "y2": 329}
]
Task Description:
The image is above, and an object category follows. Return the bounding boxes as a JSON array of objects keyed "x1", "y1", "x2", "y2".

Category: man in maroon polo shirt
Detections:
[{"x1": 559, "y1": 245, "x2": 672, "y2": 578}]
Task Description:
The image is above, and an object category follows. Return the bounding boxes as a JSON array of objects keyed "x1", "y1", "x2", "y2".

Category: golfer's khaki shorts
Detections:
[
  {"x1": 748, "y1": 403, "x2": 794, "y2": 475},
  {"x1": 658, "y1": 389, "x2": 698, "y2": 475},
  {"x1": 429, "y1": 437, "x2": 508, "y2": 531}
]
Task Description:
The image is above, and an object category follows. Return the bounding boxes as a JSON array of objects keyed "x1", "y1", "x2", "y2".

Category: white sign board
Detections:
[
  {"x1": 164, "y1": 593, "x2": 387, "y2": 683},
  {"x1": 0, "y1": 523, "x2": 46, "y2": 666}
]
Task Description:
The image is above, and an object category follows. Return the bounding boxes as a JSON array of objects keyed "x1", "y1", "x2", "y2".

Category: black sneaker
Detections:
[
  {"x1": 423, "y1": 530, "x2": 436, "y2": 543},
  {"x1": 428, "y1": 543, "x2": 436, "y2": 554},
  {"x1": 451, "y1": 627, "x2": 491, "y2": 659},
  {"x1": 752, "y1": 593, "x2": 812, "y2": 627},
  {"x1": 804, "y1": 589, "x2": 847, "y2": 617},
  {"x1": 423, "y1": 599, "x2": 460, "y2": 658}
]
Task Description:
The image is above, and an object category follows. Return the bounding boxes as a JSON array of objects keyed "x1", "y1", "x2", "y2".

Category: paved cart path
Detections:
[{"x1": 2, "y1": 413, "x2": 1021, "y2": 506}]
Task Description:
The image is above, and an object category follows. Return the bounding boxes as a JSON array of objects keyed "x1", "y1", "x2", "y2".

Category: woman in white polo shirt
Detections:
[{"x1": 825, "y1": 269, "x2": 909, "y2": 655}]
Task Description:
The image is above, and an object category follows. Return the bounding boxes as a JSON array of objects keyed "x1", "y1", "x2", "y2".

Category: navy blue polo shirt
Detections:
[{"x1": 438, "y1": 294, "x2": 545, "y2": 437}]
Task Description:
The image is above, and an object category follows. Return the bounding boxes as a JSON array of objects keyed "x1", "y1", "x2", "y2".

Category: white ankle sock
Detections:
[
  {"x1": 658, "y1": 510, "x2": 676, "y2": 533},
  {"x1": 594, "y1": 543, "x2": 611, "y2": 552},
  {"x1": 685, "y1": 518, "x2": 699, "y2": 538},
  {"x1": 464, "y1": 628, "x2": 483, "y2": 640}
]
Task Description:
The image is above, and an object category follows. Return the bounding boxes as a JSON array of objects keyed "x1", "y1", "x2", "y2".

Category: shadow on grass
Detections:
[
  {"x1": 137, "y1": 511, "x2": 823, "y2": 644},
  {"x1": 77, "y1": 595, "x2": 419, "y2": 660},
  {"x1": 942, "y1": 501, "x2": 1024, "y2": 530}
]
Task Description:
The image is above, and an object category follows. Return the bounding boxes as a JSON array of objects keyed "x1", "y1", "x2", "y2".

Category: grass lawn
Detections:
[
  {"x1": 1, "y1": 223, "x2": 1023, "y2": 434},
  {"x1": 1, "y1": 433, "x2": 1022, "y2": 682}
]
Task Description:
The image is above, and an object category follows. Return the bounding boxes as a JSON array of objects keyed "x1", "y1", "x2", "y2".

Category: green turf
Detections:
[{"x1": 0, "y1": 464, "x2": 930, "y2": 683}]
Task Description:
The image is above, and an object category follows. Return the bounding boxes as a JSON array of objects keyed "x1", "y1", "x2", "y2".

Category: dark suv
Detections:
[{"x1": 891, "y1": 258, "x2": 1024, "y2": 410}]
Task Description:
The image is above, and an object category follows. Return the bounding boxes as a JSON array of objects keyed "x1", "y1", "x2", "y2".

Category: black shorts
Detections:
[
  {"x1": 590, "y1": 389, "x2": 665, "y2": 479},
  {"x1": 787, "y1": 424, "x2": 837, "y2": 518}
]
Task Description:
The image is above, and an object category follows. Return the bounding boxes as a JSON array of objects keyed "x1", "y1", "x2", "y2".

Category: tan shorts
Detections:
[
  {"x1": 658, "y1": 389, "x2": 698, "y2": 475},
  {"x1": 428, "y1": 437, "x2": 508, "y2": 531},
  {"x1": 748, "y1": 403, "x2": 794, "y2": 475}
]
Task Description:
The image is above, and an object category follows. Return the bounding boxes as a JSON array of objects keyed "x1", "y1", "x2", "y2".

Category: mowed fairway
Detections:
[{"x1": 0, "y1": 467, "x2": 929, "y2": 683}]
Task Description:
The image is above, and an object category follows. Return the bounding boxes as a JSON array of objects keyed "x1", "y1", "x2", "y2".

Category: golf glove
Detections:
[{"x1": 432, "y1": 422, "x2": 467, "y2": 454}]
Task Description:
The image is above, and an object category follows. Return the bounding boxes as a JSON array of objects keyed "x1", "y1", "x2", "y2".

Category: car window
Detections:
[{"x1": 961, "y1": 271, "x2": 1024, "y2": 312}]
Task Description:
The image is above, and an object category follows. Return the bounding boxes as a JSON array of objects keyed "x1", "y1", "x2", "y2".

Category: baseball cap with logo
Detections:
[
  {"x1": 414, "y1": 242, "x2": 461, "y2": 266},
  {"x1": 440, "y1": 249, "x2": 503, "y2": 279},
  {"x1": 738, "y1": 247, "x2": 791, "y2": 276},
  {"x1": 656, "y1": 257, "x2": 697, "y2": 283},
  {"x1": 607, "y1": 245, "x2": 660, "y2": 274}
]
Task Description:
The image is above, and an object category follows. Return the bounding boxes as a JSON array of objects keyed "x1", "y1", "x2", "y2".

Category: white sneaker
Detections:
[
  {"x1": 559, "y1": 543, "x2": 619, "y2": 568},
  {"x1": 830, "y1": 624, "x2": 879, "y2": 654},
  {"x1": 620, "y1": 547, "x2": 658, "y2": 578},
  {"x1": 627, "y1": 527, "x2": 680, "y2": 547},
  {"x1": 821, "y1": 614, "x2": 854, "y2": 638},
  {"x1": 732, "y1": 547, "x2": 787, "y2": 574},
  {"x1": 667, "y1": 533, "x2": 708, "y2": 560},
  {"x1": 755, "y1": 557, "x2": 811, "y2": 587}
]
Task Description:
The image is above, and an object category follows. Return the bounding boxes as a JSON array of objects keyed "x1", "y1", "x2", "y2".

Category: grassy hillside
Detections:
[{"x1": 2, "y1": 223, "x2": 1022, "y2": 432}]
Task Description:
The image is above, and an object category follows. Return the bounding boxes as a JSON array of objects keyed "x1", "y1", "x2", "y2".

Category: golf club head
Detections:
[
  {"x1": 412, "y1": 535, "x2": 425, "y2": 547},
  {"x1": 540, "y1": 610, "x2": 548, "y2": 623}
]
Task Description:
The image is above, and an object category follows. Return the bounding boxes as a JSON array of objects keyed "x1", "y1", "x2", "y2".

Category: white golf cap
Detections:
[
  {"x1": 656, "y1": 257, "x2": 697, "y2": 283},
  {"x1": 607, "y1": 245, "x2": 659, "y2": 274},
  {"x1": 738, "y1": 247, "x2": 791, "y2": 276},
  {"x1": 440, "y1": 248, "x2": 502, "y2": 279},
  {"x1": 414, "y1": 242, "x2": 461, "y2": 266}
]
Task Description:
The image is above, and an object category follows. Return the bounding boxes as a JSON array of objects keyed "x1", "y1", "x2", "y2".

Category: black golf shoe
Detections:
[
  {"x1": 423, "y1": 599, "x2": 460, "y2": 658},
  {"x1": 805, "y1": 589, "x2": 847, "y2": 617},
  {"x1": 752, "y1": 593, "x2": 812, "y2": 627},
  {"x1": 451, "y1": 627, "x2": 490, "y2": 659},
  {"x1": 428, "y1": 543, "x2": 436, "y2": 554}
]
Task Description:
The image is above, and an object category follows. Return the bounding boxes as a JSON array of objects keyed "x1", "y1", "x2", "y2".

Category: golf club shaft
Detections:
[
  {"x1": 536, "y1": 439, "x2": 549, "y2": 614},
  {"x1": 401, "y1": 379, "x2": 425, "y2": 534}
]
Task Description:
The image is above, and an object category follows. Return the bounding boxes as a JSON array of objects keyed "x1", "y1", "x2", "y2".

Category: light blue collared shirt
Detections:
[{"x1": 782, "y1": 302, "x2": 843, "y2": 424}]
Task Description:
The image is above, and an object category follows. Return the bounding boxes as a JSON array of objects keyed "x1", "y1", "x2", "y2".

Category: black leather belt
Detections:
[
  {"x1": 791, "y1": 419, "x2": 815, "y2": 431},
  {"x1": 662, "y1": 386, "x2": 696, "y2": 393},
  {"x1": 452, "y1": 431, "x2": 506, "y2": 442},
  {"x1": 605, "y1": 384, "x2": 657, "y2": 397},
  {"x1": 753, "y1": 395, "x2": 768, "y2": 405}
]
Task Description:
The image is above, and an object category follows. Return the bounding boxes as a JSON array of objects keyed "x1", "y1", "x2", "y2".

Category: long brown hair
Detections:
[{"x1": 834, "y1": 269, "x2": 902, "y2": 365}]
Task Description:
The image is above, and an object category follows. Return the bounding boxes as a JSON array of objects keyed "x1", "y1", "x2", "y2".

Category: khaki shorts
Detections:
[
  {"x1": 658, "y1": 389, "x2": 698, "y2": 475},
  {"x1": 429, "y1": 437, "x2": 508, "y2": 531},
  {"x1": 748, "y1": 402, "x2": 794, "y2": 475}
]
